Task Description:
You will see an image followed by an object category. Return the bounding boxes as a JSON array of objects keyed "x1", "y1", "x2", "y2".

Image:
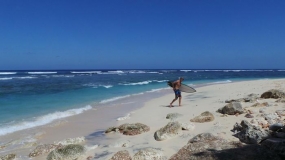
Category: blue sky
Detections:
[{"x1": 0, "y1": 0, "x2": 284, "y2": 70}]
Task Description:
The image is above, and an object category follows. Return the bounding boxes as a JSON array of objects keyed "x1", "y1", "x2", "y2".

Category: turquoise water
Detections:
[{"x1": 0, "y1": 69, "x2": 285, "y2": 136}]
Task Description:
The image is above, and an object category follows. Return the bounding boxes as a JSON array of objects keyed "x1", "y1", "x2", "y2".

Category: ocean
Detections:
[{"x1": 1, "y1": 69, "x2": 285, "y2": 137}]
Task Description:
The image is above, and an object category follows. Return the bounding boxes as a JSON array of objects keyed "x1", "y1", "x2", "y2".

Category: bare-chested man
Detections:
[{"x1": 169, "y1": 77, "x2": 184, "y2": 107}]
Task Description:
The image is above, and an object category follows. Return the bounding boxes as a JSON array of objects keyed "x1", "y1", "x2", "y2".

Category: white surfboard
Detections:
[{"x1": 167, "y1": 81, "x2": 196, "y2": 93}]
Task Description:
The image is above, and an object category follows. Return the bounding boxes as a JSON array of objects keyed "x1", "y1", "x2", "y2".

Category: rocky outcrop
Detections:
[
  {"x1": 166, "y1": 113, "x2": 183, "y2": 120},
  {"x1": 133, "y1": 148, "x2": 166, "y2": 160},
  {"x1": 118, "y1": 123, "x2": 150, "y2": 135},
  {"x1": 251, "y1": 102, "x2": 269, "y2": 107},
  {"x1": 0, "y1": 154, "x2": 16, "y2": 160},
  {"x1": 54, "y1": 137, "x2": 85, "y2": 145},
  {"x1": 29, "y1": 144, "x2": 60, "y2": 157},
  {"x1": 46, "y1": 144, "x2": 86, "y2": 160},
  {"x1": 225, "y1": 94, "x2": 259, "y2": 103},
  {"x1": 261, "y1": 89, "x2": 285, "y2": 99},
  {"x1": 261, "y1": 138, "x2": 285, "y2": 158},
  {"x1": 109, "y1": 150, "x2": 132, "y2": 160},
  {"x1": 190, "y1": 111, "x2": 214, "y2": 123},
  {"x1": 105, "y1": 123, "x2": 150, "y2": 136},
  {"x1": 232, "y1": 120, "x2": 270, "y2": 144},
  {"x1": 105, "y1": 127, "x2": 119, "y2": 133},
  {"x1": 276, "y1": 110, "x2": 285, "y2": 116},
  {"x1": 217, "y1": 102, "x2": 244, "y2": 115},
  {"x1": 170, "y1": 133, "x2": 282, "y2": 160},
  {"x1": 154, "y1": 121, "x2": 182, "y2": 141},
  {"x1": 180, "y1": 122, "x2": 195, "y2": 131}
]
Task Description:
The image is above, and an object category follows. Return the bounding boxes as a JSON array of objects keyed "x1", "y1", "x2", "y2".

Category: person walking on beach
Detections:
[{"x1": 169, "y1": 77, "x2": 184, "y2": 107}]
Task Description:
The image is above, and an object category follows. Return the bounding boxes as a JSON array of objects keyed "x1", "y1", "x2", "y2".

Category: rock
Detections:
[
  {"x1": 232, "y1": 120, "x2": 270, "y2": 144},
  {"x1": 133, "y1": 148, "x2": 166, "y2": 160},
  {"x1": 250, "y1": 119, "x2": 260, "y2": 127},
  {"x1": 276, "y1": 98, "x2": 285, "y2": 103},
  {"x1": 251, "y1": 102, "x2": 269, "y2": 107},
  {"x1": 261, "y1": 89, "x2": 285, "y2": 99},
  {"x1": 29, "y1": 144, "x2": 59, "y2": 157},
  {"x1": 269, "y1": 123, "x2": 284, "y2": 132},
  {"x1": 46, "y1": 144, "x2": 86, "y2": 160},
  {"x1": 217, "y1": 102, "x2": 244, "y2": 115},
  {"x1": 105, "y1": 127, "x2": 119, "y2": 134},
  {"x1": 261, "y1": 138, "x2": 285, "y2": 158},
  {"x1": 262, "y1": 113, "x2": 279, "y2": 121},
  {"x1": 166, "y1": 113, "x2": 183, "y2": 120},
  {"x1": 190, "y1": 111, "x2": 214, "y2": 123},
  {"x1": 274, "y1": 132, "x2": 285, "y2": 138},
  {"x1": 170, "y1": 132, "x2": 281, "y2": 160},
  {"x1": 154, "y1": 121, "x2": 182, "y2": 141},
  {"x1": 109, "y1": 150, "x2": 132, "y2": 160},
  {"x1": 0, "y1": 154, "x2": 16, "y2": 160},
  {"x1": 276, "y1": 110, "x2": 285, "y2": 116},
  {"x1": 54, "y1": 137, "x2": 85, "y2": 145},
  {"x1": 247, "y1": 109, "x2": 255, "y2": 114},
  {"x1": 259, "y1": 108, "x2": 266, "y2": 113},
  {"x1": 118, "y1": 123, "x2": 150, "y2": 136},
  {"x1": 225, "y1": 94, "x2": 259, "y2": 103},
  {"x1": 246, "y1": 93, "x2": 260, "y2": 102},
  {"x1": 245, "y1": 114, "x2": 254, "y2": 118},
  {"x1": 180, "y1": 122, "x2": 195, "y2": 130}
]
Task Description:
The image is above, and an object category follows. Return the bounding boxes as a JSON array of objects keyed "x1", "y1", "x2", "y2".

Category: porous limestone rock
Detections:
[
  {"x1": 261, "y1": 89, "x2": 285, "y2": 99},
  {"x1": 54, "y1": 137, "x2": 85, "y2": 145},
  {"x1": 133, "y1": 148, "x2": 166, "y2": 160},
  {"x1": 29, "y1": 144, "x2": 59, "y2": 157},
  {"x1": 109, "y1": 150, "x2": 132, "y2": 160},
  {"x1": 170, "y1": 132, "x2": 282, "y2": 160},
  {"x1": 232, "y1": 120, "x2": 270, "y2": 144},
  {"x1": 46, "y1": 144, "x2": 86, "y2": 160},
  {"x1": 217, "y1": 102, "x2": 244, "y2": 115},
  {"x1": 190, "y1": 111, "x2": 215, "y2": 123},
  {"x1": 0, "y1": 154, "x2": 16, "y2": 160},
  {"x1": 166, "y1": 113, "x2": 183, "y2": 121},
  {"x1": 154, "y1": 121, "x2": 182, "y2": 141},
  {"x1": 118, "y1": 123, "x2": 150, "y2": 136}
]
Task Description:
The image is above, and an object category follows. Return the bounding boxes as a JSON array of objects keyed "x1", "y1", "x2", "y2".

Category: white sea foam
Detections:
[
  {"x1": 128, "y1": 70, "x2": 146, "y2": 74},
  {"x1": 17, "y1": 76, "x2": 36, "y2": 79},
  {"x1": 0, "y1": 76, "x2": 37, "y2": 80},
  {"x1": 28, "y1": 72, "x2": 57, "y2": 74},
  {"x1": 0, "y1": 77, "x2": 13, "y2": 80},
  {"x1": 148, "y1": 71, "x2": 159, "y2": 74},
  {"x1": 71, "y1": 71, "x2": 101, "y2": 74},
  {"x1": 52, "y1": 75, "x2": 74, "y2": 78},
  {"x1": 102, "y1": 85, "x2": 113, "y2": 88},
  {"x1": 180, "y1": 70, "x2": 192, "y2": 72},
  {"x1": 125, "y1": 70, "x2": 159, "y2": 74},
  {"x1": 97, "y1": 70, "x2": 125, "y2": 75},
  {"x1": 0, "y1": 72, "x2": 17, "y2": 75},
  {"x1": 117, "y1": 113, "x2": 131, "y2": 121},
  {"x1": 207, "y1": 80, "x2": 232, "y2": 84},
  {"x1": 153, "y1": 80, "x2": 168, "y2": 83},
  {"x1": 100, "y1": 95, "x2": 131, "y2": 104},
  {"x1": 0, "y1": 105, "x2": 92, "y2": 136},
  {"x1": 120, "y1": 80, "x2": 152, "y2": 85},
  {"x1": 146, "y1": 88, "x2": 166, "y2": 93}
]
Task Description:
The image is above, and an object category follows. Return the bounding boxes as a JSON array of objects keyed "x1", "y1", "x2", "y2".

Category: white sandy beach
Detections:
[{"x1": 1, "y1": 78, "x2": 285, "y2": 159}]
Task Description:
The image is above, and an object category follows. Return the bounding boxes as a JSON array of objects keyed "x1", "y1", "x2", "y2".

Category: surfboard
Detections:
[{"x1": 167, "y1": 81, "x2": 196, "y2": 93}]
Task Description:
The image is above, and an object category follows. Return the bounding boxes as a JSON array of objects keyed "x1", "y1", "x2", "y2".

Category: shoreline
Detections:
[{"x1": 1, "y1": 78, "x2": 285, "y2": 159}]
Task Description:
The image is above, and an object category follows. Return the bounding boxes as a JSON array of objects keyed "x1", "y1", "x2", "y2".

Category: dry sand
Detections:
[{"x1": 1, "y1": 78, "x2": 285, "y2": 159}]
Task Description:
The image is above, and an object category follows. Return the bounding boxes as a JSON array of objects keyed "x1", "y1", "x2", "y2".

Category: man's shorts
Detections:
[{"x1": 174, "y1": 89, "x2": 181, "y2": 98}]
